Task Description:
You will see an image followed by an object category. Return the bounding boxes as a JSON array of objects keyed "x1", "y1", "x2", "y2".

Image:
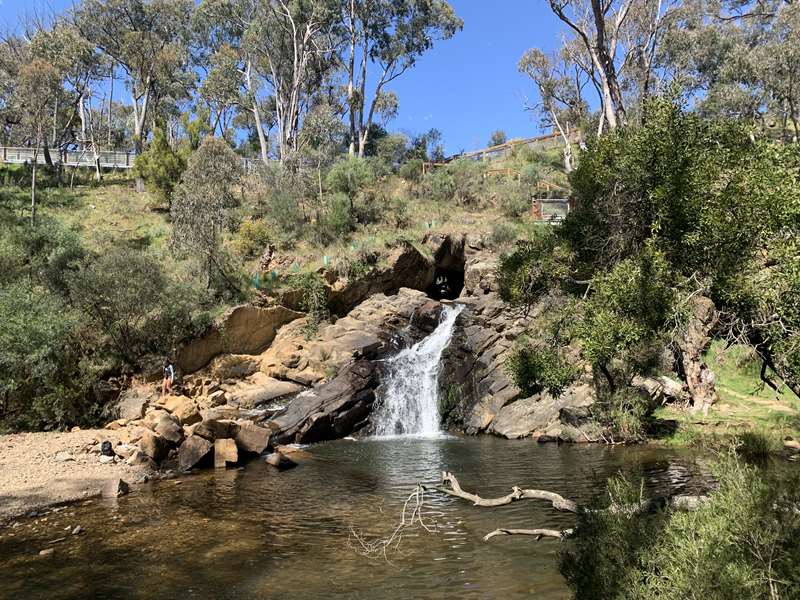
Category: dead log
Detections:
[
  {"x1": 483, "y1": 528, "x2": 574, "y2": 542},
  {"x1": 431, "y1": 471, "x2": 579, "y2": 513}
]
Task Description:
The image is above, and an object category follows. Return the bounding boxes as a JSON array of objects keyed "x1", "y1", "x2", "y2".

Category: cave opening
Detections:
[{"x1": 427, "y1": 266, "x2": 465, "y2": 300}]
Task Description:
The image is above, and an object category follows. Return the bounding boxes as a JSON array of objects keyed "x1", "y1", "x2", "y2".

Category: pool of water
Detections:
[{"x1": 0, "y1": 436, "x2": 708, "y2": 599}]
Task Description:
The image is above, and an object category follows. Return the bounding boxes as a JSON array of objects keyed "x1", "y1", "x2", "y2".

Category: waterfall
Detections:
[{"x1": 374, "y1": 304, "x2": 463, "y2": 437}]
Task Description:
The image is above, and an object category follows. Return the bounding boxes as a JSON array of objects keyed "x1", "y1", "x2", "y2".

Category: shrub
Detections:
[
  {"x1": 398, "y1": 158, "x2": 424, "y2": 183},
  {"x1": 68, "y1": 248, "x2": 210, "y2": 370},
  {"x1": 562, "y1": 453, "x2": 800, "y2": 599},
  {"x1": 595, "y1": 387, "x2": 653, "y2": 440},
  {"x1": 505, "y1": 340, "x2": 577, "y2": 397},
  {"x1": 292, "y1": 271, "x2": 329, "y2": 338},
  {"x1": 325, "y1": 157, "x2": 376, "y2": 197},
  {"x1": 419, "y1": 167, "x2": 455, "y2": 203},
  {"x1": 496, "y1": 181, "x2": 531, "y2": 218},
  {"x1": 233, "y1": 219, "x2": 272, "y2": 258},
  {"x1": 488, "y1": 222, "x2": 517, "y2": 248},
  {"x1": 133, "y1": 127, "x2": 186, "y2": 204}
]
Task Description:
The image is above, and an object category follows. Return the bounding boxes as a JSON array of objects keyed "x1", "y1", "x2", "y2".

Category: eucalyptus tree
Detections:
[
  {"x1": 341, "y1": 0, "x2": 462, "y2": 157},
  {"x1": 73, "y1": 0, "x2": 194, "y2": 191},
  {"x1": 543, "y1": 0, "x2": 669, "y2": 131},
  {"x1": 171, "y1": 137, "x2": 243, "y2": 289},
  {"x1": 195, "y1": 0, "x2": 275, "y2": 162},
  {"x1": 519, "y1": 48, "x2": 588, "y2": 171}
]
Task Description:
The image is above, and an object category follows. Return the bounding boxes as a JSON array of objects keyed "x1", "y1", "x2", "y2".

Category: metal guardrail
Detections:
[
  {"x1": 1, "y1": 147, "x2": 274, "y2": 172},
  {"x1": 1, "y1": 146, "x2": 135, "y2": 169}
]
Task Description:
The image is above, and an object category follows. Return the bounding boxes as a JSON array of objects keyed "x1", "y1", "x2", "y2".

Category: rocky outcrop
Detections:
[
  {"x1": 267, "y1": 360, "x2": 379, "y2": 445},
  {"x1": 177, "y1": 305, "x2": 304, "y2": 374},
  {"x1": 441, "y1": 252, "x2": 603, "y2": 441},
  {"x1": 327, "y1": 243, "x2": 435, "y2": 316}
]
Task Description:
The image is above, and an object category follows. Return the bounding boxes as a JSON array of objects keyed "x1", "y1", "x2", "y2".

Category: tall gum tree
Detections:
[
  {"x1": 73, "y1": 0, "x2": 193, "y2": 191},
  {"x1": 342, "y1": 0, "x2": 462, "y2": 157}
]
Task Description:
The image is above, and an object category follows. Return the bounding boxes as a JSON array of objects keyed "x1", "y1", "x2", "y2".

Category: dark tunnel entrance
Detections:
[{"x1": 427, "y1": 266, "x2": 465, "y2": 300}]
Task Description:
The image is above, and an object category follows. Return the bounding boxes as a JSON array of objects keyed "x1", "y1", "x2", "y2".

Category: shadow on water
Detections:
[{"x1": 0, "y1": 437, "x2": 709, "y2": 600}]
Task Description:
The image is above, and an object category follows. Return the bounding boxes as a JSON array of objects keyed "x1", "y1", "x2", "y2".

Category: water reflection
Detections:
[{"x1": 0, "y1": 437, "x2": 706, "y2": 599}]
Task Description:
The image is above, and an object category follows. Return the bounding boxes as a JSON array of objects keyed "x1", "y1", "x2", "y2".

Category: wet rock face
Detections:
[{"x1": 440, "y1": 252, "x2": 601, "y2": 442}]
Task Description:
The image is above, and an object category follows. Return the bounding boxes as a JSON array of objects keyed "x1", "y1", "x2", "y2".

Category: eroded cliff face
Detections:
[{"x1": 439, "y1": 253, "x2": 604, "y2": 443}]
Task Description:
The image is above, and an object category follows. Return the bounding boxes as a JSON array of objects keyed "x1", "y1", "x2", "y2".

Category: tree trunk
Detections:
[
  {"x1": 678, "y1": 296, "x2": 719, "y2": 415},
  {"x1": 30, "y1": 143, "x2": 39, "y2": 226}
]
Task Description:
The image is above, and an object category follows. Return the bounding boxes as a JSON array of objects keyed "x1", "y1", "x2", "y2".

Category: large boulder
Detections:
[
  {"x1": 178, "y1": 436, "x2": 213, "y2": 471},
  {"x1": 192, "y1": 418, "x2": 239, "y2": 441},
  {"x1": 225, "y1": 373, "x2": 304, "y2": 409},
  {"x1": 153, "y1": 413, "x2": 184, "y2": 445},
  {"x1": 265, "y1": 451, "x2": 297, "y2": 470},
  {"x1": 267, "y1": 360, "x2": 378, "y2": 445},
  {"x1": 488, "y1": 384, "x2": 596, "y2": 440},
  {"x1": 177, "y1": 305, "x2": 304, "y2": 374},
  {"x1": 116, "y1": 387, "x2": 157, "y2": 421},
  {"x1": 327, "y1": 243, "x2": 435, "y2": 316},
  {"x1": 214, "y1": 439, "x2": 238, "y2": 468},
  {"x1": 234, "y1": 422, "x2": 271, "y2": 454},
  {"x1": 138, "y1": 430, "x2": 171, "y2": 463}
]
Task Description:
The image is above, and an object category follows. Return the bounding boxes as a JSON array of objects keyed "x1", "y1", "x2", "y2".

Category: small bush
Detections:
[
  {"x1": 596, "y1": 387, "x2": 653, "y2": 441},
  {"x1": 325, "y1": 157, "x2": 375, "y2": 197},
  {"x1": 497, "y1": 182, "x2": 531, "y2": 218},
  {"x1": 293, "y1": 271, "x2": 329, "y2": 338},
  {"x1": 133, "y1": 127, "x2": 186, "y2": 204},
  {"x1": 488, "y1": 222, "x2": 517, "y2": 248},
  {"x1": 398, "y1": 159, "x2": 424, "y2": 183},
  {"x1": 233, "y1": 219, "x2": 272, "y2": 258},
  {"x1": 505, "y1": 340, "x2": 577, "y2": 397},
  {"x1": 419, "y1": 167, "x2": 455, "y2": 203}
]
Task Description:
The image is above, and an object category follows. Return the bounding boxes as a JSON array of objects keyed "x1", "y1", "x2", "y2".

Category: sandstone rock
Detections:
[
  {"x1": 411, "y1": 300, "x2": 445, "y2": 333},
  {"x1": 201, "y1": 406, "x2": 242, "y2": 421},
  {"x1": 177, "y1": 305, "x2": 305, "y2": 374},
  {"x1": 268, "y1": 360, "x2": 378, "y2": 446},
  {"x1": 138, "y1": 430, "x2": 171, "y2": 463},
  {"x1": 208, "y1": 354, "x2": 261, "y2": 380},
  {"x1": 214, "y1": 439, "x2": 238, "y2": 468},
  {"x1": 72, "y1": 525, "x2": 84, "y2": 535},
  {"x1": 226, "y1": 376, "x2": 303, "y2": 409},
  {"x1": 104, "y1": 419, "x2": 128, "y2": 431},
  {"x1": 113, "y1": 444, "x2": 137, "y2": 460},
  {"x1": 234, "y1": 422, "x2": 271, "y2": 454},
  {"x1": 39, "y1": 548, "x2": 55, "y2": 557},
  {"x1": 153, "y1": 413, "x2": 184, "y2": 445},
  {"x1": 116, "y1": 387, "x2": 156, "y2": 421},
  {"x1": 54, "y1": 451, "x2": 74, "y2": 462},
  {"x1": 99, "y1": 455, "x2": 115, "y2": 465},
  {"x1": 173, "y1": 400, "x2": 202, "y2": 426},
  {"x1": 207, "y1": 390, "x2": 227, "y2": 406},
  {"x1": 126, "y1": 451, "x2": 157, "y2": 469},
  {"x1": 159, "y1": 395, "x2": 193, "y2": 414},
  {"x1": 192, "y1": 419, "x2": 239, "y2": 441},
  {"x1": 265, "y1": 451, "x2": 297, "y2": 470},
  {"x1": 178, "y1": 436, "x2": 213, "y2": 471}
]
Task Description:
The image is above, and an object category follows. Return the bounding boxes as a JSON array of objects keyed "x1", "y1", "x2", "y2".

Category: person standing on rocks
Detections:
[{"x1": 162, "y1": 358, "x2": 176, "y2": 397}]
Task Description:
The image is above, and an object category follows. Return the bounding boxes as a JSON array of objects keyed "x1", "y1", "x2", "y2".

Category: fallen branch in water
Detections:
[
  {"x1": 483, "y1": 528, "x2": 574, "y2": 541},
  {"x1": 429, "y1": 471, "x2": 710, "y2": 543},
  {"x1": 428, "y1": 471, "x2": 579, "y2": 513},
  {"x1": 348, "y1": 483, "x2": 437, "y2": 562}
]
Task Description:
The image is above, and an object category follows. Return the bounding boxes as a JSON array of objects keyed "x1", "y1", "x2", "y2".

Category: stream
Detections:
[{"x1": 0, "y1": 437, "x2": 707, "y2": 599}]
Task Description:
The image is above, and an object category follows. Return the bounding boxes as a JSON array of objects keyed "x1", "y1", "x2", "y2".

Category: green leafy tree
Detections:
[
  {"x1": 488, "y1": 130, "x2": 507, "y2": 147},
  {"x1": 171, "y1": 136, "x2": 243, "y2": 288},
  {"x1": 342, "y1": 0, "x2": 462, "y2": 157},
  {"x1": 133, "y1": 127, "x2": 186, "y2": 204}
]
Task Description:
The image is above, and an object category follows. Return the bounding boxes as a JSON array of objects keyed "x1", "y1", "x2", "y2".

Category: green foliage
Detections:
[
  {"x1": 325, "y1": 157, "x2": 376, "y2": 198},
  {"x1": 293, "y1": 271, "x2": 329, "y2": 338},
  {"x1": 233, "y1": 218, "x2": 272, "y2": 258},
  {"x1": 497, "y1": 181, "x2": 531, "y2": 218},
  {"x1": 133, "y1": 127, "x2": 186, "y2": 204},
  {"x1": 595, "y1": 388, "x2": 653, "y2": 440},
  {"x1": 497, "y1": 229, "x2": 574, "y2": 307},
  {"x1": 561, "y1": 453, "x2": 800, "y2": 599},
  {"x1": 489, "y1": 130, "x2": 507, "y2": 147},
  {"x1": 505, "y1": 340, "x2": 577, "y2": 397},
  {"x1": 488, "y1": 222, "x2": 517, "y2": 248},
  {"x1": 398, "y1": 158, "x2": 424, "y2": 183},
  {"x1": 0, "y1": 282, "x2": 86, "y2": 430},
  {"x1": 68, "y1": 248, "x2": 211, "y2": 370},
  {"x1": 579, "y1": 246, "x2": 678, "y2": 375},
  {"x1": 419, "y1": 166, "x2": 455, "y2": 203}
]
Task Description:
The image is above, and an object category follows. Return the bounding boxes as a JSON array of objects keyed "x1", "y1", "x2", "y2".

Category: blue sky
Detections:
[{"x1": 1, "y1": 0, "x2": 564, "y2": 155}]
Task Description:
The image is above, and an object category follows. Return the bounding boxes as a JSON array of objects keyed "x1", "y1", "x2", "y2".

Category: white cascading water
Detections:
[{"x1": 374, "y1": 304, "x2": 464, "y2": 437}]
